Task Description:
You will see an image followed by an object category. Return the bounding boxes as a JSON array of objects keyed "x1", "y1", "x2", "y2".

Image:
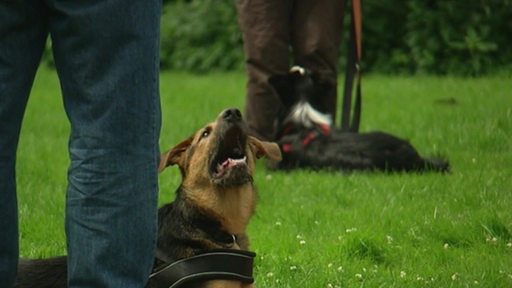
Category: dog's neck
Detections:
[
  {"x1": 214, "y1": 184, "x2": 256, "y2": 235},
  {"x1": 184, "y1": 183, "x2": 256, "y2": 236}
]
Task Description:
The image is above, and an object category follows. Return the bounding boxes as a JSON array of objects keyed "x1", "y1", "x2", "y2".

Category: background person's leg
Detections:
[{"x1": 236, "y1": 0, "x2": 293, "y2": 140}]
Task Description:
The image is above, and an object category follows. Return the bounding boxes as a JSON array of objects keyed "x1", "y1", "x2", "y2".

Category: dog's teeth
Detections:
[
  {"x1": 223, "y1": 156, "x2": 246, "y2": 166},
  {"x1": 235, "y1": 156, "x2": 247, "y2": 163},
  {"x1": 214, "y1": 156, "x2": 248, "y2": 178}
]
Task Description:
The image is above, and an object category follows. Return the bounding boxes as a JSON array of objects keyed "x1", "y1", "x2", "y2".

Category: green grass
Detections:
[{"x1": 17, "y1": 67, "x2": 512, "y2": 287}]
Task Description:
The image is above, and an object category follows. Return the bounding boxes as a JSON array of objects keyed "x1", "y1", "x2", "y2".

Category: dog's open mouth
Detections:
[{"x1": 210, "y1": 125, "x2": 251, "y2": 185}]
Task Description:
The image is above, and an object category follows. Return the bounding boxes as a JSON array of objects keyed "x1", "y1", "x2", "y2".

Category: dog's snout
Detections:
[{"x1": 221, "y1": 108, "x2": 242, "y2": 122}]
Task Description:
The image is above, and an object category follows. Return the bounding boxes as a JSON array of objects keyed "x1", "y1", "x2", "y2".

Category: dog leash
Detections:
[
  {"x1": 148, "y1": 249, "x2": 255, "y2": 288},
  {"x1": 341, "y1": 0, "x2": 362, "y2": 132}
]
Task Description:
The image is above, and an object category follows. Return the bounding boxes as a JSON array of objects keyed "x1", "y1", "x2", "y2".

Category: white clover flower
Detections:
[{"x1": 486, "y1": 237, "x2": 498, "y2": 243}]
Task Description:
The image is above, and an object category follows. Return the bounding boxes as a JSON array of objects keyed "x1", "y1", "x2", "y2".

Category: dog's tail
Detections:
[{"x1": 422, "y1": 156, "x2": 450, "y2": 172}]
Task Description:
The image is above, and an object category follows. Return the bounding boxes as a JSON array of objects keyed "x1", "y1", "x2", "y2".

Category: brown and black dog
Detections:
[{"x1": 15, "y1": 108, "x2": 281, "y2": 288}]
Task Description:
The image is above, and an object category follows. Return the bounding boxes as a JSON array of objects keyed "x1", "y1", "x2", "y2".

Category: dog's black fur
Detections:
[
  {"x1": 269, "y1": 66, "x2": 449, "y2": 172},
  {"x1": 15, "y1": 108, "x2": 281, "y2": 288}
]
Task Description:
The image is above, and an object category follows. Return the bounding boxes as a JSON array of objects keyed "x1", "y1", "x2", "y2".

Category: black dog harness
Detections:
[{"x1": 148, "y1": 249, "x2": 256, "y2": 288}]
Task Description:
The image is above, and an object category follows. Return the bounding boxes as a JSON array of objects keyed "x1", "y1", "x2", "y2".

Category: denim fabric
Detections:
[{"x1": 0, "y1": 1, "x2": 162, "y2": 287}]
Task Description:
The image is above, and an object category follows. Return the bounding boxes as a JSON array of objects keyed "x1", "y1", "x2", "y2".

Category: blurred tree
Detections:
[{"x1": 41, "y1": 0, "x2": 511, "y2": 76}]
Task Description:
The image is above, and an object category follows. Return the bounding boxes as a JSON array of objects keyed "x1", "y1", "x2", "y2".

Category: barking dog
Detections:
[
  {"x1": 15, "y1": 108, "x2": 281, "y2": 288},
  {"x1": 269, "y1": 66, "x2": 449, "y2": 172}
]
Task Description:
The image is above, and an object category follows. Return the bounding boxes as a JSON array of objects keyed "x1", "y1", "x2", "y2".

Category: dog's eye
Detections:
[{"x1": 201, "y1": 129, "x2": 210, "y2": 138}]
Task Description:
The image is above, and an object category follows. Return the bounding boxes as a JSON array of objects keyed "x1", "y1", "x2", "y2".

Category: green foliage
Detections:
[
  {"x1": 404, "y1": 1, "x2": 502, "y2": 76},
  {"x1": 355, "y1": 1, "x2": 412, "y2": 74},
  {"x1": 35, "y1": 0, "x2": 511, "y2": 75},
  {"x1": 158, "y1": 0, "x2": 511, "y2": 75},
  {"x1": 352, "y1": 0, "x2": 511, "y2": 75},
  {"x1": 160, "y1": 0, "x2": 244, "y2": 72}
]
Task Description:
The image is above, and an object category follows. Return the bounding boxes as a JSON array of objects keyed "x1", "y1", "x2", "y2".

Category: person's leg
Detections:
[
  {"x1": 235, "y1": 0, "x2": 293, "y2": 140},
  {"x1": 0, "y1": 2, "x2": 48, "y2": 287},
  {"x1": 293, "y1": 0, "x2": 345, "y2": 120},
  {"x1": 49, "y1": 0, "x2": 162, "y2": 286}
]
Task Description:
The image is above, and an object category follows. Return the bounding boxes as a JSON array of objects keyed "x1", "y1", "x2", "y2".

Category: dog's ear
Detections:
[
  {"x1": 248, "y1": 136, "x2": 282, "y2": 161},
  {"x1": 158, "y1": 137, "x2": 193, "y2": 172}
]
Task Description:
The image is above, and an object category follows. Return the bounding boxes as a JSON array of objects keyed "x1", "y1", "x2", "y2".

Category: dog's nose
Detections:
[{"x1": 221, "y1": 108, "x2": 242, "y2": 122}]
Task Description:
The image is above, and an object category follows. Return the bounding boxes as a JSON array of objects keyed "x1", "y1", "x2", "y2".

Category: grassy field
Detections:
[{"x1": 17, "y1": 67, "x2": 511, "y2": 287}]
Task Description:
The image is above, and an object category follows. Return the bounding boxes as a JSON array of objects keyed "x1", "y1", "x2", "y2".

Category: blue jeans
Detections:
[{"x1": 0, "y1": 1, "x2": 162, "y2": 287}]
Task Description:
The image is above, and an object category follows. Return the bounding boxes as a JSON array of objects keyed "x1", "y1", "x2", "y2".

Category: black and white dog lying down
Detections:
[{"x1": 268, "y1": 66, "x2": 449, "y2": 172}]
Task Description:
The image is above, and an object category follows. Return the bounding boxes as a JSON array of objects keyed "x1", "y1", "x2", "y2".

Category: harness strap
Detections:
[
  {"x1": 155, "y1": 248, "x2": 175, "y2": 264},
  {"x1": 148, "y1": 249, "x2": 256, "y2": 288},
  {"x1": 341, "y1": 0, "x2": 362, "y2": 132},
  {"x1": 279, "y1": 123, "x2": 331, "y2": 153}
]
